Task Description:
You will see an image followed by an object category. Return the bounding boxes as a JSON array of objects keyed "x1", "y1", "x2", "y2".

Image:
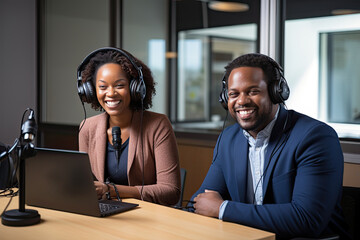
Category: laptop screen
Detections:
[{"x1": 25, "y1": 147, "x2": 103, "y2": 216}]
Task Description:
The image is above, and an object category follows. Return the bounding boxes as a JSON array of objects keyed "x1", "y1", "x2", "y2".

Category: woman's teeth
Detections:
[{"x1": 105, "y1": 101, "x2": 120, "y2": 107}]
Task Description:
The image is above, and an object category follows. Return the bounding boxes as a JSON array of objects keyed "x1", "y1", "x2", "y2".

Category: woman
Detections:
[{"x1": 78, "y1": 47, "x2": 180, "y2": 206}]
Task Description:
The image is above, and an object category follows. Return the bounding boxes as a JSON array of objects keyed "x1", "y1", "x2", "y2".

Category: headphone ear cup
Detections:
[
  {"x1": 269, "y1": 81, "x2": 279, "y2": 104},
  {"x1": 269, "y1": 77, "x2": 290, "y2": 104},
  {"x1": 219, "y1": 79, "x2": 228, "y2": 110},
  {"x1": 268, "y1": 63, "x2": 290, "y2": 104},
  {"x1": 129, "y1": 79, "x2": 138, "y2": 102},
  {"x1": 279, "y1": 78, "x2": 290, "y2": 102},
  {"x1": 78, "y1": 80, "x2": 96, "y2": 104},
  {"x1": 137, "y1": 79, "x2": 146, "y2": 101},
  {"x1": 130, "y1": 78, "x2": 146, "y2": 104}
]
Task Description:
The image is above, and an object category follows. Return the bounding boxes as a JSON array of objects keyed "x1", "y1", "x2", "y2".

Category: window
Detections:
[
  {"x1": 40, "y1": 0, "x2": 168, "y2": 126},
  {"x1": 177, "y1": 31, "x2": 256, "y2": 122},
  {"x1": 122, "y1": 0, "x2": 168, "y2": 115},
  {"x1": 40, "y1": 0, "x2": 111, "y2": 125},
  {"x1": 319, "y1": 30, "x2": 360, "y2": 125},
  {"x1": 284, "y1": 3, "x2": 360, "y2": 138},
  {"x1": 174, "y1": 0, "x2": 260, "y2": 124}
]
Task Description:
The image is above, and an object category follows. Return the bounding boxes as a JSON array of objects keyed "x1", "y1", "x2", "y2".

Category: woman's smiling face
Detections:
[{"x1": 95, "y1": 63, "x2": 132, "y2": 116}]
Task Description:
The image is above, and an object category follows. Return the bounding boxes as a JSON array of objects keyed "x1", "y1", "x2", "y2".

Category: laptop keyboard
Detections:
[{"x1": 99, "y1": 202, "x2": 121, "y2": 213}]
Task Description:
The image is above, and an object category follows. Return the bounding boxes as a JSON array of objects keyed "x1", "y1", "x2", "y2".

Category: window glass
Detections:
[
  {"x1": 284, "y1": 1, "x2": 360, "y2": 138},
  {"x1": 41, "y1": 0, "x2": 110, "y2": 125},
  {"x1": 178, "y1": 34, "x2": 207, "y2": 121},
  {"x1": 41, "y1": 0, "x2": 168, "y2": 126},
  {"x1": 319, "y1": 31, "x2": 360, "y2": 124},
  {"x1": 175, "y1": 0, "x2": 260, "y2": 123},
  {"x1": 210, "y1": 36, "x2": 256, "y2": 121},
  {"x1": 123, "y1": 0, "x2": 167, "y2": 115}
]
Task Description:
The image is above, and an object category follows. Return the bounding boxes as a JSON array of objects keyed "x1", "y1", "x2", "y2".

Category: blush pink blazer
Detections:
[{"x1": 79, "y1": 111, "x2": 181, "y2": 205}]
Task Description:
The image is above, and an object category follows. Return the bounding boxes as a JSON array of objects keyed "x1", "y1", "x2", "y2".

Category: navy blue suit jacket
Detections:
[{"x1": 191, "y1": 106, "x2": 349, "y2": 239}]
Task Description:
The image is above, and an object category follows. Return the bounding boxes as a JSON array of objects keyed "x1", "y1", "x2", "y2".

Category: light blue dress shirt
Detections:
[{"x1": 219, "y1": 107, "x2": 279, "y2": 219}]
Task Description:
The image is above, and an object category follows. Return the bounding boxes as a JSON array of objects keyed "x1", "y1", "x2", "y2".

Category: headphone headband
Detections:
[
  {"x1": 219, "y1": 54, "x2": 290, "y2": 110},
  {"x1": 77, "y1": 47, "x2": 143, "y2": 83},
  {"x1": 77, "y1": 47, "x2": 146, "y2": 105}
]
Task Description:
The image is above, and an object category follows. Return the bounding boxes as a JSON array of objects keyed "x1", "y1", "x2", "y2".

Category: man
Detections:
[{"x1": 190, "y1": 53, "x2": 350, "y2": 239}]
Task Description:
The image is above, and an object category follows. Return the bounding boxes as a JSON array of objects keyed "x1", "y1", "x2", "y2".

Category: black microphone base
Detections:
[{"x1": 1, "y1": 209, "x2": 41, "y2": 226}]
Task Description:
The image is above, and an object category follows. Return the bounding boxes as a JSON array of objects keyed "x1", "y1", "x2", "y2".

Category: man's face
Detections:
[{"x1": 227, "y1": 66, "x2": 278, "y2": 138}]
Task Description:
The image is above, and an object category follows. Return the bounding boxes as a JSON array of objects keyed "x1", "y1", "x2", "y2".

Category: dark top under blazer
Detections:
[
  {"x1": 191, "y1": 105, "x2": 349, "y2": 239},
  {"x1": 79, "y1": 111, "x2": 181, "y2": 206}
]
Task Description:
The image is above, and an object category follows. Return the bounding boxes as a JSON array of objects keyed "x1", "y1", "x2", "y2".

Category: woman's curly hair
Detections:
[{"x1": 81, "y1": 48, "x2": 156, "y2": 111}]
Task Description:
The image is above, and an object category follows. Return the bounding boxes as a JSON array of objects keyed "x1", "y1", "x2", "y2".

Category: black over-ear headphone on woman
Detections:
[
  {"x1": 219, "y1": 54, "x2": 290, "y2": 110},
  {"x1": 77, "y1": 47, "x2": 146, "y2": 105}
]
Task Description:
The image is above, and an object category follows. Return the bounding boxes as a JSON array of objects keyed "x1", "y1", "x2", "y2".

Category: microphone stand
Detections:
[
  {"x1": 1, "y1": 109, "x2": 41, "y2": 226},
  {"x1": 1, "y1": 142, "x2": 40, "y2": 226}
]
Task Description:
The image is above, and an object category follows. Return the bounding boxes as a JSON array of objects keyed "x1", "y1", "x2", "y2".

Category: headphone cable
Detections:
[
  {"x1": 1, "y1": 191, "x2": 14, "y2": 215},
  {"x1": 140, "y1": 102, "x2": 145, "y2": 201},
  {"x1": 78, "y1": 102, "x2": 87, "y2": 133},
  {"x1": 212, "y1": 110, "x2": 229, "y2": 164},
  {"x1": 252, "y1": 108, "x2": 289, "y2": 204}
]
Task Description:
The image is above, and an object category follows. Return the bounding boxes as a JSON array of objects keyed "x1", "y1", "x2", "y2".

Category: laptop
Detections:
[{"x1": 25, "y1": 147, "x2": 138, "y2": 217}]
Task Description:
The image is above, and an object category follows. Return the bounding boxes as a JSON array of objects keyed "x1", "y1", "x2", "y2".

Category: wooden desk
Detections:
[{"x1": 0, "y1": 195, "x2": 275, "y2": 240}]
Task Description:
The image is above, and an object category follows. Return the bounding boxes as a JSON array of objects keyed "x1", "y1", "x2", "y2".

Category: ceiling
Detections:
[{"x1": 176, "y1": 0, "x2": 360, "y2": 31}]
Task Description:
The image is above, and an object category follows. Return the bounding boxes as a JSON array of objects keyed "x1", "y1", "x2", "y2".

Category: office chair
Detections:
[
  {"x1": 173, "y1": 168, "x2": 187, "y2": 209},
  {"x1": 341, "y1": 186, "x2": 360, "y2": 240},
  {"x1": 292, "y1": 186, "x2": 360, "y2": 240}
]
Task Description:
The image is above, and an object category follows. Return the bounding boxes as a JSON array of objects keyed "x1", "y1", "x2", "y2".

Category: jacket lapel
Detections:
[
  {"x1": 234, "y1": 128, "x2": 249, "y2": 202},
  {"x1": 128, "y1": 111, "x2": 141, "y2": 183},
  {"x1": 94, "y1": 113, "x2": 108, "y2": 182},
  {"x1": 262, "y1": 106, "x2": 289, "y2": 197}
]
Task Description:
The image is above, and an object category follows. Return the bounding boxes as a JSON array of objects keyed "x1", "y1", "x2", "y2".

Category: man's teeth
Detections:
[
  {"x1": 239, "y1": 110, "x2": 253, "y2": 115},
  {"x1": 106, "y1": 101, "x2": 120, "y2": 107}
]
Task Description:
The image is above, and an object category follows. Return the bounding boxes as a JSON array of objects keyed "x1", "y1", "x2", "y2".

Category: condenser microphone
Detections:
[
  {"x1": 21, "y1": 109, "x2": 37, "y2": 142},
  {"x1": 112, "y1": 126, "x2": 122, "y2": 162}
]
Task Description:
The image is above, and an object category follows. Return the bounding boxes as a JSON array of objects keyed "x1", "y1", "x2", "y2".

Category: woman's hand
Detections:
[{"x1": 94, "y1": 181, "x2": 109, "y2": 200}]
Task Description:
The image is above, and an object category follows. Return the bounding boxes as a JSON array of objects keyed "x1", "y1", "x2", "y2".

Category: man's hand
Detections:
[{"x1": 193, "y1": 189, "x2": 224, "y2": 218}]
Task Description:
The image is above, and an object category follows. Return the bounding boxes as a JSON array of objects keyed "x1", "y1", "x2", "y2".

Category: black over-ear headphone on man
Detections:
[
  {"x1": 77, "y1": 47, "x2": 146, "y2": 105},
  {"x1": 219, "y1": 54, "x2": 290, "y2": 110}
]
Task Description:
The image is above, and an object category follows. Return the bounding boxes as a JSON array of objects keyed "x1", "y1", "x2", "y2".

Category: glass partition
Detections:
[
  {"x1": 319, "y1": 30, "x2": 360, "y2": 125},
  {"x1": 284, "y1": 4, "x2": 360, "y2": 138},
  {"x1": 41, "y1": 0, "x2": 110, "y2": 125},
  {"x1": 122, "y1": 0, "x2": 167, "y2": 115},
  {"x1": 177, "y1": 26, "x2": 256, "y2": 122},
  {"x1": 40, "y1": 0, "x2": 168, "y2": 126},
  {"x1": 175, "y1": 0, "x2": 260, "y2": 123}
]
